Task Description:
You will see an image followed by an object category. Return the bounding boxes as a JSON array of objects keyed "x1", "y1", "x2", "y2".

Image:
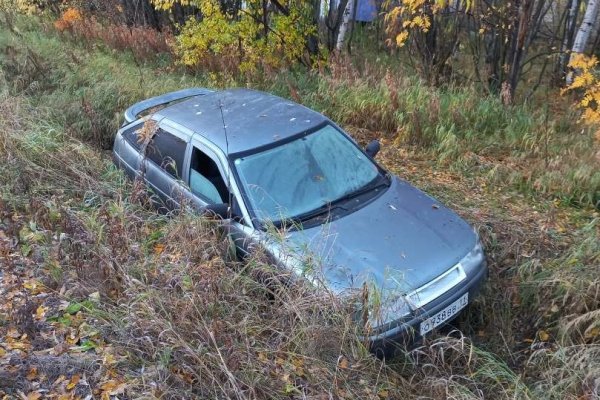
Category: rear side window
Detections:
[
  {"x1": 146, "y1": 129, "x2": 187, "y2": 178},
  {"x1": 122, "y1": 123, "x2": 143, "y2": 151}
]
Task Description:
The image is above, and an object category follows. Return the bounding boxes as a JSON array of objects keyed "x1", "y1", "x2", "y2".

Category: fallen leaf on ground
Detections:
[
  {"x1": 25, "y1": 392, "x2": 42, "y2": 400},
  {"x1": 26, "y1": 367, "x2": 38, "y2": 380},
  {"x1": 153, "y1": 243, "x2": 165, "y2": 254},
  {"x1": 66, "y1": 374, "x2": 80, "y2": 390},
  {"x1": 99, "y1": 380, "x2": 127, "y2": 399},
  {"x1": 338, "y1": 356, "x2": 349, "y2": 369},
  {"x1": 35, "y1": 305, "x2": 47, "y2": 320}
]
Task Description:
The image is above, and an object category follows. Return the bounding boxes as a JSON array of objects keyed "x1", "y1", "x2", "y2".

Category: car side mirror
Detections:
[
  {"x1": 203, "y1": 203, "x2": 229, "y2": 219},
  {"x1": 365, "y1": 140, "x2": 381, "y2": 158},
  {"x1": 203, "y1": 197, "x2": 243, "y2": 221}
]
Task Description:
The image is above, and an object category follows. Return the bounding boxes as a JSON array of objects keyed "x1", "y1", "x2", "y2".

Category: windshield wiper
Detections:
[
  {"x1": 293, "y1": 203, "x2": 340, "y2": 223},
  {"x1": 275, "y1": 174, "x2": 391, "y2": 226}
]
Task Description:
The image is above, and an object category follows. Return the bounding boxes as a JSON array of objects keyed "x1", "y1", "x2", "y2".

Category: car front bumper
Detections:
[{"x1": 367, "y1": 261, "x2": 488, "y2": 357}]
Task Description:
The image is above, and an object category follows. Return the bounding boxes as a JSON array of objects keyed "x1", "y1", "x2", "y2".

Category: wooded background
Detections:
[{"x1": 17, "y1": 0, "x2": 600, "y2": 109}]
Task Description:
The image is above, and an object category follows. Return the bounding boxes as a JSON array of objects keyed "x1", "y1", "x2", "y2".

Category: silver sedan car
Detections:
[{"x1": 112, "y1": 88, "x2": 487, "y2": 355}]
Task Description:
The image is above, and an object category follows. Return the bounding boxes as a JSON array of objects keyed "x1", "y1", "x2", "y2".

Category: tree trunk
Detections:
[
  {"x1": 589, "y1": 15, "x2": 600, "y2": 54},
  {"x1": 483, "y1": 0, "x2": 504, "y2": 94},
  {"x1": 491, "y1": 0, "x2": 535, "y2": 104},
  {"x1": 506, "y1": 0, "x2": 534, "y2": 101},
  {"x1": 307, "y1": 0, "x2": 322, "y2": 55},
  {"x1": 121, "y1": 0, "x2": 161, "y2": 28},
  {"x1": 572, "y1": 0, "x2": 600, "y2": 53},
  {"x1": 121, "y1": 0, "x2": 135, "y2": 26},
  {"x1": 335, "y1": 0, "x2": 354, "y2": 51},
  {"x1": 326, "y1": 0, "x2": 350, "y2": 50},
  {"x1": 143, "y1": 0, "x2": 161, "y2": 30},
  {"x1": 262, "y1": 0, "x2": 269, "y2": 38},
  {"x1": 172, "y1": 3, "x2": 187, "y2": 25},
  {"x1": 557, "y1": 0, "x2": 581, "y2": 82},
  {"x1": 567, "y1": 0, "x2": 600, "y2": 83},
  {"x1": 346, "y1": 0, "x2": 359, "y2": 53}
]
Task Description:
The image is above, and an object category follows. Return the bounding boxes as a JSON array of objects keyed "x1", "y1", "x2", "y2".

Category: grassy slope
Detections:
[{"x1": 0, "y1": 16, "x2": 599, "y2": 399}]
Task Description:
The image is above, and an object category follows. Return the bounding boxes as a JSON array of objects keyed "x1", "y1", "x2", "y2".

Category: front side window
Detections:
[
  {"x1": 234, "y1": 124, "x2": 380, "y2": 224},
  {"x1": 189, "y1": 147, "x2": 228, "y2": 204},
  {"x1": 146, "y1": 128, "x2": 187, "y2": 178}
]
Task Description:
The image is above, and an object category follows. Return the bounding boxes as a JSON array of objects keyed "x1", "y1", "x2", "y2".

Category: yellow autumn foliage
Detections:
[
  {"x1": 564, "y1": 53, "x2": 600, "y2": 126},
  {"x1": 153, "y1": 0, "x2": 317, "y2": 73},
  {"x1": 385, "y1": 0, "x2": 473, "y2": 48},
  {"x1": 151, "y1": 0, "x2": 194, "y2": 10},
  {"x1": 384, "y1": 0, "x2": 433, "y2": 47},
  {"x1": 0, "y1": 0, "x2": 37, "y2": 14}
]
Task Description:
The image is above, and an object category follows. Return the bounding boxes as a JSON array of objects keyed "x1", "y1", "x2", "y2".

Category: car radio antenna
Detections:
[{"x1": 217, "y1": 98, "x2": 234, "y2": 211}]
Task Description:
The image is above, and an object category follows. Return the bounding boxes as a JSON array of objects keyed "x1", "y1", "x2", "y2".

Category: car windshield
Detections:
[{"x1": 234, "y1": 124, "x2": 381, "y2": 225}]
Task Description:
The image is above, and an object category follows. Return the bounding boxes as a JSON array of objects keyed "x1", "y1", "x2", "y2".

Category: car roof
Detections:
[{"x1": 155, "y1": 88, "x2": 328, "y2": 155}]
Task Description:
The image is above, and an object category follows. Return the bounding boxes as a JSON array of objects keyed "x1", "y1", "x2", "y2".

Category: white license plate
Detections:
[{"x1": 419, "y1": 293, "x2": 468, "y2": 336}]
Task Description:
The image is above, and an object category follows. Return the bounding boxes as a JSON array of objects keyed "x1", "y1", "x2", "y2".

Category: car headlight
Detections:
[
  {"x1": 349, "y1": 287, "x2": 412, "y2": 331},
  {"x1": 367, "y1": 294, "x2": 412, "y2": 328},
  {"x1": 459, "y1": 239, "x2": 485, "y2": 275},
  {"x1": 353, "y1": 240, "x2": 485, "y2": 330}
]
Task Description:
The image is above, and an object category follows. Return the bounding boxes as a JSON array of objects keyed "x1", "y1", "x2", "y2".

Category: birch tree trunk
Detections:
[
  {"x1": 567, "y1": 0, "x2": 600, "y2": 83},
  {"x1": 557, "y1": 0, "x2": 581, "y2": 81},
  {"x1": 572, "y1": 0, "x2": 600, "y2": 53},
  {"x1": 326, "y1": 0, "x2": 350, "y2": 50},
  {"x1": 335, "y1": 0, "x2": 354, "y2": 51},
  {"x1": 346, "y1": 0, "x2": 359, "y2": 53}
]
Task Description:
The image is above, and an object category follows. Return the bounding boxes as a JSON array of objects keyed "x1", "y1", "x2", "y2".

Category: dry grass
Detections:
[
  {"x1": 56, "y1": 14, "x2": 173, "y2": 63},
  {"x1": 1, "y1": 19, "x2": 599, "y2": 399},
  {"x1": 0, "y1": 84, "x2": 409, "y2": 399},
  {"x1": 2, "y1": 74, "x2": 598, "y2": 400}
]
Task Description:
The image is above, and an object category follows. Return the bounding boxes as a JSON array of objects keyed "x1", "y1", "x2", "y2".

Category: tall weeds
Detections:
[{"x1": 0, "y1": 16, "x2": 598, "y2": 399}]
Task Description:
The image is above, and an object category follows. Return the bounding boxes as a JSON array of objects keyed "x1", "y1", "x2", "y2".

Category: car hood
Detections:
[{"x1": 284, "y1": 176, "x2": 477, "y2": 294}]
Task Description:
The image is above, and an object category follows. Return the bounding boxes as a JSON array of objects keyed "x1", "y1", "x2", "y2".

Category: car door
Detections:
[
  {"x1": 182, "y1": 137, "x2": 260, "y2": 257},
  {"x1": 142, "y1": 121, "x2": 190, "y2": 210}
]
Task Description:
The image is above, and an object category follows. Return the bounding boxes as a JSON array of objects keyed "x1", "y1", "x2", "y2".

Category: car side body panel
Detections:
[{"x1": 113, "y1": 121, "x2": 144, "y2": 180}]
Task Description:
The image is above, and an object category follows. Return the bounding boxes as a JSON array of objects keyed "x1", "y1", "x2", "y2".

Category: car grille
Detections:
[{"x1": 406, "y1": 263, "x2": 467, "y2": 310}]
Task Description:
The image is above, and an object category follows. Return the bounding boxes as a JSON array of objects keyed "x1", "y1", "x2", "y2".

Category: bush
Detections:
[{"x1": 55, "y1": 8, "x2": 173, "y2": 62}]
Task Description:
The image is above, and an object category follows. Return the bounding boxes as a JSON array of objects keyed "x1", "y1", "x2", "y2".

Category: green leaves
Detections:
[
  {"x1": 64, "y1": 302, "x2": 83, "y2": 315},
  {"x1": 165, "y1": 0, "x2": 319, "y2": 73}
]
